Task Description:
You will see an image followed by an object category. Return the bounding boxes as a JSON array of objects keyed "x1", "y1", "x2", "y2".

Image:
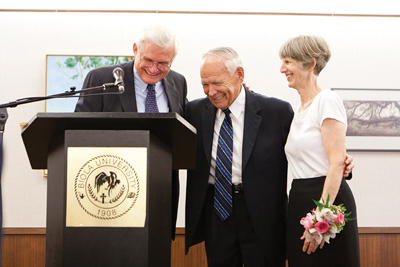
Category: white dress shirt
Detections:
[
  {"x1": 133, "y1": 65, "x2": 169, "y2": 112},
  {"x1": 208, "y1": 85, "x2": 246, "y2": 185}
]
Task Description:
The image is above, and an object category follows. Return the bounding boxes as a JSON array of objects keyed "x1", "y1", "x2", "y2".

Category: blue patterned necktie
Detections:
[
  {"x1": 145, "y1": 84, "x2": 159, "y2": 113},
  {"x1": 214, "y1": 108, "x2": 233, "y2": 221}
]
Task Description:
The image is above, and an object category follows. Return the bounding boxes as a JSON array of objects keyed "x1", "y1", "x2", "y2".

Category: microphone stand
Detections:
[
  {"x1": 0, "y1": 83, "x2": 123, "y2": 109},
  {"x1": 0, "y1": 82, "x2": 123, "y2": 257},
  {"x1": 0, "y1": 107, "x2": 7, "y2": 261}
]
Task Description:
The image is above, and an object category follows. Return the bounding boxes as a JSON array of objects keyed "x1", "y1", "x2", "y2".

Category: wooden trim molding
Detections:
[
  {"x1": 358, "y1": 227, "x2": 400, "y2": 234},
  {"x1": 181, "y1": 227, "x2": 400, "y2": 234},
  {"x1": 2, "y1": 227, "x2": 400, "y2": 267},
  {"x1": 175, "y1": 228, "x2": 185, "y2": 235},
  {"x1": 3, "y1": 228, "x2": 46, "y2": 235},
  {"x1": 2, "y1": 227, "x2": 400, "y2": 235},
  {"x1": 0, "y1": 9, "x2": 399, "y2": 18}
]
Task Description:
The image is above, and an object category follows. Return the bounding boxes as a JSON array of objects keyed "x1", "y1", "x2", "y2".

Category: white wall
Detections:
[{"x1": 0, "y1": 10, "x2": 399, "y2": 228}]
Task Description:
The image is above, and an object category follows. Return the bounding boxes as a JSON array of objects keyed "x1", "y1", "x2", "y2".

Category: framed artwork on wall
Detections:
[
  {"x1": 45, "y1": 55, "x2": 134, "y2": 112},
  {"x1": 332, "y1": 88, "x2": 400, "y2": 150}
]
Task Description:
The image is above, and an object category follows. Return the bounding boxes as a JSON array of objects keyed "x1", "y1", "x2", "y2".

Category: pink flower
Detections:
[
  {"x1": 335, "y1": 212, "x2": 345, "y2": 224},
  {"x1": 300, "y1": 215, "x2": 314, "y2": 229},
  {"x1": 315, "y1": 221, "x2": 329, "y2": 234}
]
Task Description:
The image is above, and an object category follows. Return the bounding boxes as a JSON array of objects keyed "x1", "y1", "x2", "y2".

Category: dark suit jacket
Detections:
[
  {"x1": 185, "y1": 88, "x2": 294, "y2": 266},
  {"x1": 75, "y1": 60, "x2": 188, "y2": 239},
  {"x1": 75, "y1": 60, "x2": 187, "y2": 114}
]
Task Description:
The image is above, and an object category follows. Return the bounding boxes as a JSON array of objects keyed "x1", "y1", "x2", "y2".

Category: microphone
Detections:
[{"x1": 112, "y1": 67, "x2": 125, "y2": 93}]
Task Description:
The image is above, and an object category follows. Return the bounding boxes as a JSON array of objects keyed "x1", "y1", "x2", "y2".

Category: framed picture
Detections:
[
  {"x1": 46, "y1": 55, "x2": 134, "y2": 112},
  {"x1": 332, "y1": 88, "x2": 400, "y2": 151}
]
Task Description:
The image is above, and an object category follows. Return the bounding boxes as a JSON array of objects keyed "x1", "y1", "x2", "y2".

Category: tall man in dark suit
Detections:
[
  {"x1": 185, "y1": 47, "x2": 294, "y2": 266},
  {"x1": 75, "y1": 25, "x2": 188, "y2": 239}
]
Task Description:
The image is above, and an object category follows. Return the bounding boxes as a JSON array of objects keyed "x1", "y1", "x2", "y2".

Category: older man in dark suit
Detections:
[
  {"x1": 75, "y1": 25, "x2": 188, "y2": 239},
  {"x1": 185, "y1": 47, "x2": 294, "y2": 266}
]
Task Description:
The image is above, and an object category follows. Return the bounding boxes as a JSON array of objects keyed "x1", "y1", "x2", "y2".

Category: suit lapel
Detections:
[
  {"x1": 200, "y1": 90, "x2": 262, "y2": 169},
  {"x1": 118, "y1": 61, "x2": 138, "y2": 112},
  {"x1": 163, "y1": 74, "x2": 180, "y2": 113},
  {"x1": 242, "y1": 89, "x2": 262, "y2": 170},
  {"x1": 202, "y1": 101, "x2": 217, "y2": 165}
]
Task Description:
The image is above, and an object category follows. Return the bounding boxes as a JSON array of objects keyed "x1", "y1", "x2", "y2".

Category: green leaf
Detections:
[
  {"x1": 313, "y1": 199, "x2": 324, "y2": 210},
  {"x1": 75, "y1": 56, "x2": 83, "y2": 63},
  {"x1": 325, "y1": 194, "x2": 330, "y2": 208},
  {"x1": 89, "y1": 57, "x2": 102, "y2": 68},
  {"x1": 65, "y1": 58, "x2": 77, "y2": 68}
]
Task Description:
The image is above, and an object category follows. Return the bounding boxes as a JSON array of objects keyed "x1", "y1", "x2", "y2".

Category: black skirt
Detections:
[{"x1": 287, "y1": 176, "x2": 360, "y2": 267}]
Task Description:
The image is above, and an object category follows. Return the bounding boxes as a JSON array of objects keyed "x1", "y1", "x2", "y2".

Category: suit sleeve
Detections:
[
  {"x1": 173, "y1": 72, "x2": 188, "y2": 116},
  {"x1": 282, "y1": 102, "x2": 294, "y2": 144},
  {"x1": 74, "y1": 69, "x2": 104, "y2": 112},
  {"x1": 182, "y1": 78, "x2": 188, "y2": 112}
]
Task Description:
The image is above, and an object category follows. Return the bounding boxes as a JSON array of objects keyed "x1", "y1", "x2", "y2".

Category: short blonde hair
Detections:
[{"x1": 279, "y1": 35, "x2": 331, "y2": 75}]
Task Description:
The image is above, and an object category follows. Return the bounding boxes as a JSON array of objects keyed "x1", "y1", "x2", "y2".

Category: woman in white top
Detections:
[{"x1": 280, "y1": 36, "x2": 360, "y2": 267}]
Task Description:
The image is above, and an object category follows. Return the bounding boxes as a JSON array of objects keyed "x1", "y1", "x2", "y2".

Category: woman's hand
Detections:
[{"x1": 301, "y1": 229, "x2": 325, "y2": 254}]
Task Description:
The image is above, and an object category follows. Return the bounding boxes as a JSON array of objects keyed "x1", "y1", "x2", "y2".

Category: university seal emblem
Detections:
[{"x1": 74, "y1": 155, "x2": 140, "y2": 220}]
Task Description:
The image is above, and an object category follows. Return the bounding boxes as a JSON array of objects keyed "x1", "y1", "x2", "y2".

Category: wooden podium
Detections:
[{"x1": 21, "y1": 112, "x2": 196, "y2": 267}]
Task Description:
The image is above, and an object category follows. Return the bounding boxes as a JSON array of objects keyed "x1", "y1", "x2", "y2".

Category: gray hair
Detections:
[
  {"x1": 201, "y1": 47, "x2": 242, "y2": 75},
  {"x1": 279, "y1": 35, "x2": 331, "y2": 75},
  {"x1": 136, "y1": 25, "x2": 179, "y2": 60}
]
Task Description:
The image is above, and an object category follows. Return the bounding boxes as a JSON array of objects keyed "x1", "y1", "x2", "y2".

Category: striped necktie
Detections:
[
  {"x1": 214, "y1": 108, "x2": 233, "y2": 221},
  {"x1": 145, "y1": 84, "x2": 159, "y2": 113}
]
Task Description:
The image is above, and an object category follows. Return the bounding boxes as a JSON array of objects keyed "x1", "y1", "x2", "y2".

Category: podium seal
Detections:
[{"x1": 74, "y1": 154, "x2": 140, "y2": 220}]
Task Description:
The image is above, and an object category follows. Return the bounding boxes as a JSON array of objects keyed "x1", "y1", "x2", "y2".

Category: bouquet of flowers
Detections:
[{"x1": 300, "y1": 195, "x2": 354, "y2": 245}]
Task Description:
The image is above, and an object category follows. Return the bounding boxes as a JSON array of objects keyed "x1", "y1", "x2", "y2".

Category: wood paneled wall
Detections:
[
  {"x1": 2, "y1": 228, "x2": 46, "y2": 267},
  {"x1": 2, "y1": 228, "x2": 399, "y2": 267}
]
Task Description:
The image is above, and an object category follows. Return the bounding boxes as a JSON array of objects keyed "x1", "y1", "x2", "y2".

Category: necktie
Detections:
[
  {"x1": 214, "y1": 108, "x2": 233, "y2": 221},
  {"x1": 145, "y1": 84, "x2": 159, "y2": 113}
]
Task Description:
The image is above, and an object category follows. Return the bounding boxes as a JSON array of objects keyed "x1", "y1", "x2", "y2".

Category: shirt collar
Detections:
[
  {"x1": 217, "y1": 84, "x2": 246, "y2": 119},
  {"x1": 133, "y1": 63, "x2": 161, "y2": 93}
]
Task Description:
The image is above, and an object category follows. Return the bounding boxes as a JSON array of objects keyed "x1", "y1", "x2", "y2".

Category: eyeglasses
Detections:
[{"x1": 139, "y1": 57, "x2": 171, "y2": 71}]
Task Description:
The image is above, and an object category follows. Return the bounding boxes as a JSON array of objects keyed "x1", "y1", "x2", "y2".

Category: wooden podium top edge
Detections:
[{"x1": 24, "y1": 112, "x2": 196, "y2": 134}]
